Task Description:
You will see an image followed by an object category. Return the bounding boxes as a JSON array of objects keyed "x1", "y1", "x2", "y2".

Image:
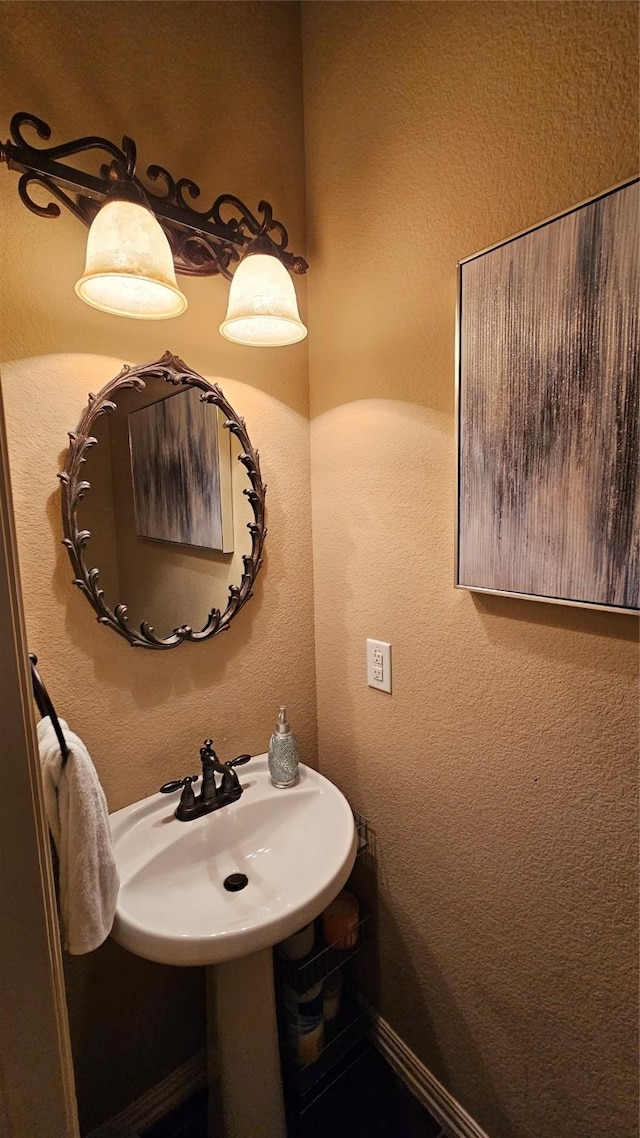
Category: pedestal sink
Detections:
[{"x1": 109, "y1": 756, "x2": 357, "y2": 1137}]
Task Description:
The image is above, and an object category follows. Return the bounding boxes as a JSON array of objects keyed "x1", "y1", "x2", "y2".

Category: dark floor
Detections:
[
  {"x1": 289, "y1": 1047, "x2": 443, "y2": 1138},
  {"x1": 142, "y1": 1048, "x2": 444, "y2": 1138},
  {"x1": 142, "y1": 1086, "x2": 208, "y2": 1138}
]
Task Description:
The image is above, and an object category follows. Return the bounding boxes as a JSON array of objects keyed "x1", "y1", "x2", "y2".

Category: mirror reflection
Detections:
[{"x1": 61, "y1": 353, "x2": 266, "y2": 649}]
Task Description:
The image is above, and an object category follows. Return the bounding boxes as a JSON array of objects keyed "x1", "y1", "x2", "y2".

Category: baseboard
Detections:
[
  {"x1": 368, "y1": 1008, "x2": 491, "y2": 1138},
  {"x1": 87, "y1": 1048, "x2": 207, "y2": 1138}
]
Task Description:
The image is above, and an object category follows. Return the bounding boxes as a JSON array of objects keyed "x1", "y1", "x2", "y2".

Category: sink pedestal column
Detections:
[{"x1": 206, "y1": 949, "x2": 286, "y2": 1138}]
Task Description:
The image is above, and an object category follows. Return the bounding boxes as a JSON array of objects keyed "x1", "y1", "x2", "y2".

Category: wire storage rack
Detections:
[
  {"x1": 274, "y1": 810, "x2": 375, "y2": 1121},
  {"x1": 276, "y1": 911, "x2": 372, "y2": 996},
  {"x1": 280, "y1": 984, "x2": 371, "y2": 1115},
  {"x1": 353, "y1": 810, "x2": 370, "y2": 857}
]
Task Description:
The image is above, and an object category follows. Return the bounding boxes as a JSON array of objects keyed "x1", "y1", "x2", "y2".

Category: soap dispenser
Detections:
[{"x1": 268, "y1": 706, "x2": 299, "y2": 788}]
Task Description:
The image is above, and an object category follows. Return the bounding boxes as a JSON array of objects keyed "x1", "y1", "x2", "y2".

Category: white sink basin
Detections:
[{"x1": 109, "y1": 755, "x2": 357, "y2": 967}]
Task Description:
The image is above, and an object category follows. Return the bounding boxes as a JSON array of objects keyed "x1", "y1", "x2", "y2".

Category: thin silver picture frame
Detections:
[{"x1": 454, "y1": 176, "x2": 640, "y2": 615}]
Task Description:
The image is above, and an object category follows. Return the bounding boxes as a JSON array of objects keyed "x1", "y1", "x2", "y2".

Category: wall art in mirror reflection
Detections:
[{"x1": 129, "y1": 386, "x2": 234, "y2": 552}]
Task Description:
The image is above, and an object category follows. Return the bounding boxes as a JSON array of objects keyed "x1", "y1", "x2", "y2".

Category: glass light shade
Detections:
[
  {"x1": 219, "y1": 252, "x2": 307, "y2": 346},
  {"x1": 75, "y1": 199, "x2": 187, "y2": 320}
]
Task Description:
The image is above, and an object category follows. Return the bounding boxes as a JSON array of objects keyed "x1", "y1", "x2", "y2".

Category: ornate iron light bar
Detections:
[{"x1": 0, "y1": 112, "x2": 309, "y2": 282}]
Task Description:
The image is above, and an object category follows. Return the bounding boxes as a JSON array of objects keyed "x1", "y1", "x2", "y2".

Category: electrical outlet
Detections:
[{"x1": 366, "y1": 638, "x2": 392, "y2": 693}]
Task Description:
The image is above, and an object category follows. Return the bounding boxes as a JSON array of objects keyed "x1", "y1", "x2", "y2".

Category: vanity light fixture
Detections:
[{"x1": 1, "y1": 112, "x2": 308, "y2": 344}]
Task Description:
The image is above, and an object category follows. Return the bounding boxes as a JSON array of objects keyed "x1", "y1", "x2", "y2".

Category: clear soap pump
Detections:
[{"x1": 268, "y1": 706, "x2": 299, "y2": 788}]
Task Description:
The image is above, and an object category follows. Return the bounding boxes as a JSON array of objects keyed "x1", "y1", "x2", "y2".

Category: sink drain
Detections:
[{"x1": 224, "y1": 873, "x2": 249, "y2": 892}]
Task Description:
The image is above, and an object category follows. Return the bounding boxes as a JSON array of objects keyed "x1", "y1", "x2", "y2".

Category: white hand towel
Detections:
[{"x1": 37, "y1": 716, "x2": 120, "y2": 955}]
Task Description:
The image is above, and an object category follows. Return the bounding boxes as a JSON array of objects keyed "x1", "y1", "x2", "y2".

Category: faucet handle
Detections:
[
  {"x1": 159, "y1": 775, "x2": 199, "y2": 794},
  {"x1": 218, "y1": 754, "x2": 251, "y2": 796},
  {"x1": 227, "y1": 754, "x2": 251, "y2": 769}
]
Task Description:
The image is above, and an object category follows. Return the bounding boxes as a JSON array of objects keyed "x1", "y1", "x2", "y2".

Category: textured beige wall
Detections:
[
  {"x1": 302, "y1": 4, "x2": 638, "y2": 1138},
  {"x1": 0, "y1": 3, "x2": 313, "y2": 1131},
  {"x1": 2, "y1": 355, "x2": 313, "y2": 806}
]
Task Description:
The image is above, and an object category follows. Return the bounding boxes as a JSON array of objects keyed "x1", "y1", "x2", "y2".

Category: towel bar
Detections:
[{"x1": 29, "y1": 653, "x2": 70, "y2": 767}]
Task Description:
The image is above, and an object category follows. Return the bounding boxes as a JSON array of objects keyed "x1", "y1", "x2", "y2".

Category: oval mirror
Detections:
[{"x1": 59, "y1": 351, "x2": 266, "y2": 649}]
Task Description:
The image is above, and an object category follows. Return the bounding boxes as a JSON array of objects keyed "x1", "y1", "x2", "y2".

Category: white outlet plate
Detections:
[{"x1": 366, "y1": 638, "x2": 392, "y2": 693}]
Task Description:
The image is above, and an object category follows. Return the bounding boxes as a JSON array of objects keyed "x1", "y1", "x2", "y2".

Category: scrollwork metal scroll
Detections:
[{"x1": 2, "y1": 111, "x2": 308, "y2": 278}]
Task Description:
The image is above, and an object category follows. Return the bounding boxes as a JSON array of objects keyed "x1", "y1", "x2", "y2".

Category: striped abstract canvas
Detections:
[
  {"x1": 457, "y1": 179, "x2": 639, "y2": 613},
  {"x1": 129, "y1": 386, "x2": 230, "y2": 551}
]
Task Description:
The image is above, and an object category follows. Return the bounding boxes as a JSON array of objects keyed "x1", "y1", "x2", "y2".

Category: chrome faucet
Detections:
[{"x1": 160, "y1": 739, "x2": 251, "y2": 822}]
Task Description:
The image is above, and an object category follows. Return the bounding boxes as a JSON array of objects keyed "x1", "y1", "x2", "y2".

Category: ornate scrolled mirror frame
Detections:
[{"x1": 58, "y1": 351, "x2": 267, "y2": 649}]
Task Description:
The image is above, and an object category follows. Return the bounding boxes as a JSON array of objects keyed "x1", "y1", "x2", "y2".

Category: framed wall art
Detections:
[
  {"x1": 129, "y1": 385, "x2": 234, "y2": 552},
  {"x1": 456, "y1": 177, "x2": 639, "y2": 614}
]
